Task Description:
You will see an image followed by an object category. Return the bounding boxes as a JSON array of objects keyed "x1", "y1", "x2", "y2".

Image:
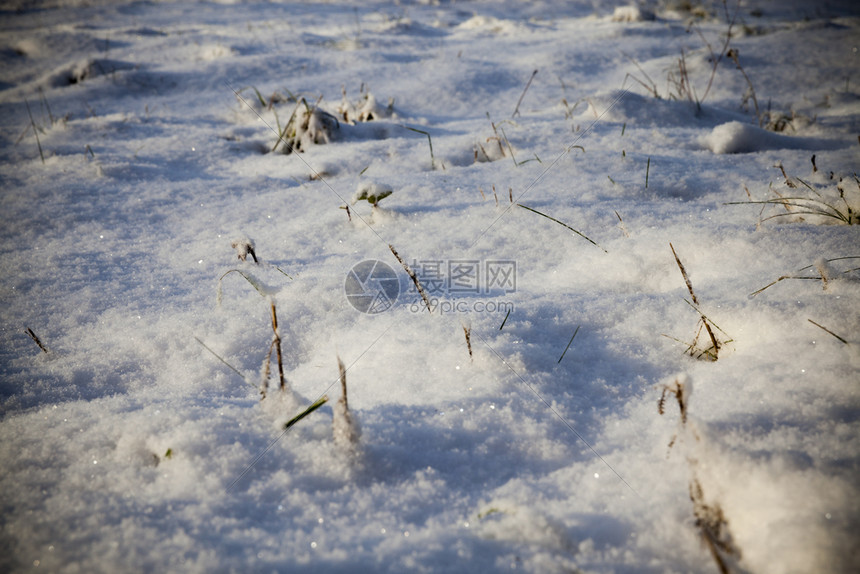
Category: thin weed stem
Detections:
[
  {"x1": 499, "y1": 308, "x2": 511, "y2": 330},
  {"x1": 808, "y1": 319, "x2": 848, "y2": 344},
  {"x1": 512, "y1": 69, "x2": 538, "y2": 118},
  {"x1": 645, "y1": 157, "x2": 651, "y2": 188},
  {"x1": 389, "y1": 244, "x2": 432, "y2": 311},
  {"x1": 194, "y1": 336, "x2": 251, "y2": 385},
  {"x1": 557, "y1": 325, "x2": 580, "y2": 364},
  {"x1": 670, "y1": 243, "x2": 721, "y2": 360},
  {"x1": 517, "y1": 204, "x2": 606, "y2": 252},
  {"x1": 400, "y1": 125, "x2": 436, "y2": 169},
  {"x1": 270, "y1": 301, "x2": 286, "y2": 391},
  {"x1": 25, "y1": 99, "x2": 45, "y2": 164},
  {"x1": 463, "y1": 325, "x2": 473, "y2": 360}
]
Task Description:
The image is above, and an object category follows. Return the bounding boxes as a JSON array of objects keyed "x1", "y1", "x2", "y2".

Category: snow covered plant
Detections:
[
  {"x1": 473, "y1": 116, "x2": 540, "y2": 166},
  {"x1": 658, "y1": 376, "x2": 743, "y2": 574},
  {"x1": 236, "y1": 85, "x2": 297, "y2": 111},
  {"x1": 728, "y1": 162, "x2": 859, "y2": 226},
  {"x1": 352, "y1": 181, "x2": 392, "y2": 207},
  {"x1": 274, "y1": 97, "x2": 339, "y2": 154},
  {"x1": 667, "y1": 0, "x2": 741, "y2": 112},
  {"x1": 214, "y1": 265, "x2": 293, "y2": 401},
  {"x1": 336, "y1": 85, "x2": 392, "y2": 124},
  {"x1": 749, "y1": 256, "x2": 860, "y2": 299},
  {"x1": 474, "y1": 116, "x2": 510, "y2": 163},
  {"x1": 230, "y1": 237, "x2": 257, "y2": 263},
  {"x1": 259, "y1": 300, "x2": 290, "y2": 400},
  {"x1": 216, "y1": 268, "x2": 274, "y2": 306},
  {"x1": 624, "y1": 0, "x2": 768, "y2": 128},
  {"x1": 666, "y1": 244, "x2": 731, "y2": 361},
  {"x1": 332, "y1": 356, "x2": 361, "y2": 457}
]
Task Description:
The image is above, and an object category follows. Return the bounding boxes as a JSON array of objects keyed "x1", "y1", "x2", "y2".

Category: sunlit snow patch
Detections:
[{"x1": 705, "y1": 121, "x2": 826, "y2": 154}]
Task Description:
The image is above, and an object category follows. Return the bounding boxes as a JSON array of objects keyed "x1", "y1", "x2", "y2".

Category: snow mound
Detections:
[
  {"x1": 456, "y1": 15, "x2": 521, "y2": 34},
  {"x1": 610, "y1": 6, "x2": 655, "y2": 22},
  {"x1": 587, "y1": 91, "x2": 700, "y2": 127},
  {"x1": 352, "y1": 182, "x2": 393, "y2": 206},
  {"x1": 704, "y1": 121, "x2": 825, "y2": 154}
]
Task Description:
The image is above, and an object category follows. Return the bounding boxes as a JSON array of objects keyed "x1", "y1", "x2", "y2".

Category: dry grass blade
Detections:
[
  {"x1": 645, "y1": 157, "x2": 650, "y2": 188},
  {"x1": 38, "y1": 86, "x2": 55, "y2": 125},
  {"x1": 682, "y1": 299, "x2": 732, "y2": 361},
  {"x1": 499, "y1": 308, "x2": 511, "y2": 331},
  {"x1": 749, "y1": 256, "x2": 860, "y2": 297},
  {"x1": 194, "y1": 336, "x2": 250, "y2": 385},
  {"x1": 726, "y1": 197, "x2": 854, "y2": 225},
  {"x1": 463, "y1": 325, "x2": 473, "y2": 360},
  {"x1": 499, "y1": 126, "x2": 517, "y2": 166},
  {"x1": 657, "y1": 376, "x2": 689, "y2": 425},
  {"x1": 333, "y1": 355, "x2": 360, "y2": 453},
  {"x1": 400, "y1": 125, "x2": 436, "y2": 169},
  {"x1": 621, "y1": 54, "x2": 660, "y2": 98},
  {"x1": 615, "y1": 210, "x2": 630, "y2": 237},
  {"x1": 337, "y1": 356, "x2": 349, "y2": 408},
  {"x1": 271, "y1": 99, "x2": 299, "y2": 153},
  {"x1": 270, "y1": 301, "x2": 286, "y2": 391},
  {"x1": 557, "y1": 325, "x2": 580, "y2": 364},
  {"x1": 517, "y1": 204, "x2": 606, "y2": 252},
  {"x1": 217, "y1": 269, "x2": 268, "y2": 301},
  {"x1": 661, "y1": 332, "x2": 698, "y2": 357},
  {"x1": 670, "y1": 243, "x2": 721, "y2": 360},
  {"x1": 696, "y1": 0, "x2": 741, "y2": 108},
  {"x1": 25, "y1": 327, "x2": 49, "y2": 354},
  {"x1": 689, "y1": 477, "x2": 741, "y2": 574},
  {"x1": 25, "y1": 99, "x2": 45, "y2": 164},
  {"x1": 512, "y1": 69, "x2": 538, "y2": 118},
  {"x1": 389, "y1": 244, "x2": 432, "y2": 312},
  {"x1": 749, "y1": 275, "x2": 819, "y2": 297},
  {"x1": 808, "y1": 319, "x2": 848, "y2": 344},
  {"x1": 670, "y1": 243, "x2": 699, "y2": 305}
]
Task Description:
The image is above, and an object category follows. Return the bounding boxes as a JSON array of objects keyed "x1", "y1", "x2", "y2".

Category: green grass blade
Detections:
[{"x1": 284, "y1": 396, "x2": 328, "y2": 430}]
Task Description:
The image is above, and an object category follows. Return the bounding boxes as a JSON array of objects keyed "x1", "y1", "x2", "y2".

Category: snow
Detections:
[
  {"x1": 1, "y1": 0, "x2": 859, "y2": 572},
  {"x1": 704, "y1": 120, "x2": 826, "y2": 154}
]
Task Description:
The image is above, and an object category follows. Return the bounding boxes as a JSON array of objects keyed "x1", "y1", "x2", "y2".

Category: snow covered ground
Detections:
[{"x1": 1, "y1": 0, "x2": 859, "y2": 572}]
